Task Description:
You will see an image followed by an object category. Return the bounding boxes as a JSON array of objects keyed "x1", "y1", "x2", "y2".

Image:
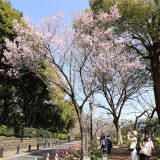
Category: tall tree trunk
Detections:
[
  {"x1": 72, "y1": 98, "x2": 86, "y2": 159},
  {"x1": 76, "y1": 107, "x2": 85, "y2": 159},
  {"x1": 113, "y1": 118, "x2": 123, "y2": 145},
  {"x1": 2, "y1": 97, "x2": 9, "y2": 124},
  {"x1": 151, "y1": 47, "x2": 160, "y2": 123},
  {"x1": 79, "y1": 114, "x2": 84, "y2": 159}
]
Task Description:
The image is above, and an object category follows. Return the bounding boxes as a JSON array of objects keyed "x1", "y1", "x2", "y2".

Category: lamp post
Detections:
[{"x1": 89, "y1": 102, "x2": 93, "y2": 142}]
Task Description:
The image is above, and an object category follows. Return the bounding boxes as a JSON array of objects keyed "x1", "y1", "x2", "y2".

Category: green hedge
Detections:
[
  {"x1": 0, "y1": 125, "x2": 67, "y2": 139},
  {"x1": 153, "y1": 137, "x2": 160, "y2": 150},
  {"x1": 0, "y1": 125, "x2": 14, "y2": 136},
  {"x1": 24, "y1": 128, "x2": 67, "y2": 139}
]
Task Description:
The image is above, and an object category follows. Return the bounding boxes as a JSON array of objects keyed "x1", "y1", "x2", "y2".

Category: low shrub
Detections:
[
  {"x1": 153, "y1": 137, "x2": 160, "y2": 150},
  {"x1": 0, "y1": 125, "x2": 67, "y2": 139},
  {"x1": 90, "y1": 140, "x2": 99, "y2": 153},
  {"x1": 91, "y1": 155, "x2": 98, "y2": 160},
  {"x1": 0, "y1": 125, "x2": 14, "y2": 136}
]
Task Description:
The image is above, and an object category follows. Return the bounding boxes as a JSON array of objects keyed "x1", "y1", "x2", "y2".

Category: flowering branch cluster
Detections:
[{"x1": 73, "y1": 5, "x2": 144, "y2": 79}]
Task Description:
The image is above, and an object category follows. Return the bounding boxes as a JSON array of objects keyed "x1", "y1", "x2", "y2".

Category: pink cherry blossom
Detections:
[{"x1": 73, "y1": 5, "x2": 144, "y2": 79}]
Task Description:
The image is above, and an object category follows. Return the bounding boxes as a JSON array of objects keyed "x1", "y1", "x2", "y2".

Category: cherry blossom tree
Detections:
[
  {"x1": 3, "y1": 13, "x2": 99, "y2": 157},
  {"x1": 73, "y1": 5, "x2": 148, "y2": 145},
  {"x1": 3, "y1": 5, "x2": 146, "y2": 154},
  {"x1": 92, "y1": 117, "x2": 115, "y2": 139}
]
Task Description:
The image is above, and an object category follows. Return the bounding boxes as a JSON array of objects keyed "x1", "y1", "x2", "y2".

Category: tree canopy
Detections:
[
  {"x1": 0, "y1": 0, "x2": 76, "y2": 133},
  {"x1": 90, "y1": 0, "x2": 160, "y2": 122},
  {"x1": 0, "y1": 0, "x2": 22, "y2": 44}
]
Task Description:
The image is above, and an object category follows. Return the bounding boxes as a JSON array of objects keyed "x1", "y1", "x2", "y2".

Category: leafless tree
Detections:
[{"x1": 96, "y1": 69, "x2": 149, "y2": 145}]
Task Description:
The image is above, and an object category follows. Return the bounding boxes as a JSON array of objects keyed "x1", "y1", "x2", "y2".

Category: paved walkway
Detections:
[
  {"x1": 2, "y1": 145, "x2": 159, "y2": 160},
  {"x1": 2, "y1": 146, "x2": 38, "y2": 158},
  {"x1": 0, "y1": 141, "x2": 78, "y2": 160}
]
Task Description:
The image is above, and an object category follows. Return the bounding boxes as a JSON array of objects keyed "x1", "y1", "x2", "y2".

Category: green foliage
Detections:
[
  {"x1": 146, "y1": 119, "x2": 160, "y2": 137},
  {"x1": 90, "y1": 153, "x2": 102, "y2": 160},
  {"x1": 90, "y1": 0, "x2": 160, "y2": 65},
  {"x1": 103, "y1": 0, "x2": 155, "y2": 37},
  {"x1": 0, "y1": 0, "x2": 23, "y2": 126},
  {"x1": 90, "y1": 0, "x2": 160, "y2": 125},
  {"x1": 121, "y1": 138, "x2": 129, "y2": 148},
  {"x1": 90, "y1": 140, "x2": 98, "y2": 153},
  {"x1": 0, "y1": 1, "x2": 76, "y2": 134},
  {"x1": 120, "y1": 120, "x2": 134, "y2": 137},
  {"x1": 61, "y1": 101, "x2": 76, "y2": 132},
  {"x1": 74, "y1": 132, "x2": 81, "y2": 140},
  {"x1": 91, "y1": 155, "x2": 98, "y2": 160},
  {"x1": 56, "y1": 133, "x2": 68, "y2": 139},
  {"x1": 0, "y1": 125, "x2": 67, "y2": 139},
  {"x1": 0, "y1": 61, "x2": 76, "y2": 133},
  {"x1": 23, "y1": 128, "x2": 38, "y2": 138},
  {"x1": 0, "y1": 0, "x2": 22, "y2": 43},
  {"x1": 138, "y1": 118, "x2": 160, "y2": 137},
  {"x1": 153, "y1": 137, "x2": 160, "y2": 150},
  {"x1": 36, "y1": 61, "x2": 76, "y2": 132},
  {"x1": 89, "y1": 0, "x2": 103, "y2": 12},
  {"x1": 0, "y1": 125, "x2": 14, "y2": 136}
]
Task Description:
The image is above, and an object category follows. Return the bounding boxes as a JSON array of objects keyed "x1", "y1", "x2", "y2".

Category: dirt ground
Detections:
[
  {"x1": 108, "y1": 147, "x2": 130, "y2": 160},
  {"x1": 107, "y1": 147, "x2": 159, "y2": 160}
]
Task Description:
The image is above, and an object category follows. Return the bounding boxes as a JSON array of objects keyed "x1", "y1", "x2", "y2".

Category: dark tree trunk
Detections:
[
  {"x1": 1, "y1": 97, "x2": 10, "y2": 124},
  {"x1": 151, "y1": 46, "x2": 160, "y2": 123},
  {"x1": 72, "y1": 101, "x2": 85, "y2": 160},
  {"x1": 77, "y1": 108, "x2": 86, "y2": 160},
  {"x1": 113, "y1": 118, "x2": 123, "y2": 145}
]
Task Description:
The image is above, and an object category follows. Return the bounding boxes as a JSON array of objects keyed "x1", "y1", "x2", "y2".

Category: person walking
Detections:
[
  {"x1": 101, "y1": 136, "x2": 108, "y2": 154},
  {"x1": 101, "y1": 136, "x2": 108, "y2": 160},
  {"x1": 128, "y1": 130, "x2": 138, "y2": 160},
  {"x1": 146, "y1": 135, "x2": 154, "y2": 156},
  {"x1": 106, "y1": 135, "x2": 113, "y2": 154},
  {"x1": 139, "y1": 137, "x2": 151, "y2": 160}
]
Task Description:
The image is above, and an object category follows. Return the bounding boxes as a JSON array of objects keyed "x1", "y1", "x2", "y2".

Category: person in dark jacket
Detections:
[
  {"x1": 101, "y1": 136, "x2": 108, "y2": 154},
  {"x1": 106, "y1": 135, "x2": 113, "y2": 154}
]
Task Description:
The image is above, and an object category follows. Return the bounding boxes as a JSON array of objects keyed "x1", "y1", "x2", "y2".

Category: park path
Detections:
[
  {"x1": 3, "y1": 141, "x2": 79, "y2": 160},
  {"x1": 108, "y1": 147, "x2": 159, "y2": 160},
  {"x1": 108, "y1": 147, "x2": 130, "y2": 160}
]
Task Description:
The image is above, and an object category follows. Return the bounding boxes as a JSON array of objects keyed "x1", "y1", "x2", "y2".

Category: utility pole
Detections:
[{"x1": 89, "y1": 102, "x2": 93, "y2": 141}]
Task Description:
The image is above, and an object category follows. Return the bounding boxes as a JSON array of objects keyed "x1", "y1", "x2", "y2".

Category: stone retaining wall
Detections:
[{"x1": 0, "y1": 136, "x2": 54, "y2": 151}]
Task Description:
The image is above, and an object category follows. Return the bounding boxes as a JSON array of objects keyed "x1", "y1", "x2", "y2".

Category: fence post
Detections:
[
  {"x1": 0, "y1": 147, "x2": 3, "y2": 158},
  {"x1": 28, "y1": 145, "x2": 31, "y2": 152},
  {"x1": 37, "y1": 144, "x2": 39, "y2": 150},
  {"x1": 17, "y1": 146, "x2": 20, "y2": 154}
]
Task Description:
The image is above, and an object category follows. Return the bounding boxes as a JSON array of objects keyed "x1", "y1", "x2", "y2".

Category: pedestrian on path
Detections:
[
  {"x1": 139, "y1": 137, "x2": 151, "y2": 160},
  {"x1": 106, "y1": 135, "x2": 113, "y2": 154},
  {"x1": 145, "y1": 135, "x2": 154, "y2": 156},
  {"x1": 128, "y1": 129, "x2": 138, "y2": 160},
  {"x1": 101, "y1": 136, "x2": 108, "y2": 155}
]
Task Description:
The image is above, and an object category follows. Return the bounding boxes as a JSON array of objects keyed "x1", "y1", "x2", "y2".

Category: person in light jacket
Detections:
[
  {"x1": 139, "y1": 137, "x2": 151, "y2": 160},
  {"x1": 128, "y1": 130, "x2": 138, "y2": 160}
]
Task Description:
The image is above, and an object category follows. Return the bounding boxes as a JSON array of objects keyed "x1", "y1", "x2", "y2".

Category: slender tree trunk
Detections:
[
  {"x1": 79, "y1": 113, "x2": 85, "y2": 159},
  {"x1": 2, "y1": 97, "x2": 9, "y2": 124},
  {"x1": 151, "y1": 47, "x2": 160, "y2": 123},
  {"x1": 75, "y1": 106, "x2": 85, "y2": 159},
  {"x1": 72, "y1": 98, "x2": 86, "y2": 159},
  {"x1": 113, "y1": 118, "x2": 123, "y2": 145}
]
